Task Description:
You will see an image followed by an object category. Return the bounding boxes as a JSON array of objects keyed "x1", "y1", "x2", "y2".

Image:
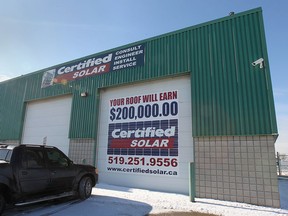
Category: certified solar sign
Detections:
[
  {"x1": 41, "y1": 43, "x2": 145, "y2": 88},
  {"x1": 106, "y1": 91, "x2": 179, "y2": 176}
]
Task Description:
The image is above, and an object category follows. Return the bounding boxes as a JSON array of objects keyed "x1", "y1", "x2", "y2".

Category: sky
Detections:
[{"x1": 0, "y1": 0, "x2": 287, "y2": 154}]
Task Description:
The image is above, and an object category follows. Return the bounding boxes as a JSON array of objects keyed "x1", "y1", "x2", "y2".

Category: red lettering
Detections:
[{"x1": 160, "y1": 91, "x2": 178, "y2": 101}]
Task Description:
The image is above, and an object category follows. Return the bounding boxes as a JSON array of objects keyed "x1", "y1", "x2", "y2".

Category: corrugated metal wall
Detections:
[
  {"x1": 190, "y1": 10, "x2": 277, "y2": 136},
  {"x1": 0, "y1": 7, "x2": 277, "y2": 140},
  {"x1": 0, "y1": 78, "x2": 27, "y2": 139}
]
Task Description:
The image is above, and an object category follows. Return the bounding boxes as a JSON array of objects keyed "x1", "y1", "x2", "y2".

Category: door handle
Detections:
[
  {"x1": 21, "y1": 171, "x2": 28, "y2": 175},
  {"x1": 51, "y1": 170, "x2": 56, "y2": 175}
]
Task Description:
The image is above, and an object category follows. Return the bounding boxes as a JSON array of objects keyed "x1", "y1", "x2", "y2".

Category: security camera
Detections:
[{"x1": 252, "y1": 58, "x2": 264, "y2": 68}]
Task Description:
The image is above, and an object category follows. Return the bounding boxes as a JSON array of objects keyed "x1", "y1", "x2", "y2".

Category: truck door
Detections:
[
  {"x1": 45, "y1": 148, "x2": 76, "y2": 193},
  {"x1": 18, "y1": 148, "x2": 50, "y2": 195}
]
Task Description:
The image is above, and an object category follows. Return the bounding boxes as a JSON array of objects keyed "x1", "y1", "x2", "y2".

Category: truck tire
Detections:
[
  {"x1": 0, "y1": 193, "x2": 5, "y2": 215},
  {"x1": 78, "y1": 177, "x2": 92, "y2": 200}
]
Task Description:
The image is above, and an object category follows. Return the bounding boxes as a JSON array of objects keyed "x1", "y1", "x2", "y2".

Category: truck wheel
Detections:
[
  {"x1": 78, "y1": 177, "x2": 92, "y2": 200},
  {"x1": 0, "y1": 193, "x2": 5, "y2": 214}
]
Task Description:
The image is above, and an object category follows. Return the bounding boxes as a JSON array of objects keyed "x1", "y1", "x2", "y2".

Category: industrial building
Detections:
[{"x1": 0, "y1": 8, "x2": 280, "y2": 207}]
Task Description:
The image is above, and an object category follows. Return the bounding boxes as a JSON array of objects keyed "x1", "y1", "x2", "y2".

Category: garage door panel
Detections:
[
  {"x1": 97, "y1": 76, "x2": 193, "y2": 194},
  {"x1": 179, "y1": 118, "x2": 193, "y2": 132},
  {"x1": 22, "y1": 96, "x2": 72, "y2": 155},
  {"x1": 100, "y1": 172, "x2": 189, "y2": 194}
]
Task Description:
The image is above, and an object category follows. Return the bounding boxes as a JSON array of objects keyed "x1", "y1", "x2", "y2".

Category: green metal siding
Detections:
[
  {"x1": 190, "y1": 10, "x2": 277, "y2": 136},
  {"x1": 0, "y1": 78, "x2": 27, "y2": 139},
  {"x1": 0, "y1": 7, "x2": 277, "y2": 140}
]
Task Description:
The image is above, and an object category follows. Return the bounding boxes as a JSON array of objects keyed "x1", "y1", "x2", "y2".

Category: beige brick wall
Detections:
[
  {"x1": 69, "y1": 139, "x2": 95, "y2": 165},
  {"x1": 194, "y1": 136, "x2": 280, "y2": 208}
]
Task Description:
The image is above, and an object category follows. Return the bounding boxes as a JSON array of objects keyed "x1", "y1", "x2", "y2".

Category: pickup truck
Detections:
[{"x1": 0, "y1": 144, "x2": 98, "y2": 214}]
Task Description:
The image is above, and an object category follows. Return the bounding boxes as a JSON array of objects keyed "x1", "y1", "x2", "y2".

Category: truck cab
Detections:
[{"x1": 0, "y1": 144, "x2": 98, "y2": 214}]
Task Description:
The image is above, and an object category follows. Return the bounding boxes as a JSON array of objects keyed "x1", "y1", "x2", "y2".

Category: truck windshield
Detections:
[{"x1": 0, "y1": 149, "x2": 12, "y2": 162}]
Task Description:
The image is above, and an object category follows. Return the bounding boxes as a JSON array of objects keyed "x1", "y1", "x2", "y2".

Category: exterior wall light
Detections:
[{"x1": 80, "y1": 92, "x2": 88, "y2": 97}]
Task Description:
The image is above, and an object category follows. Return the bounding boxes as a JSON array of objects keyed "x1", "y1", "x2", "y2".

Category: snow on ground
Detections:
[
  {"x1": 8, "y1": 179, "x2": 287, "y2": 216},
  {"x1": 91, "y1": 183, "x2": 288, "y2": 216}
]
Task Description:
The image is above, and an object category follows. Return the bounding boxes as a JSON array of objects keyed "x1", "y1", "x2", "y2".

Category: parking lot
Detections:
[
  {"x1": 2, "y1": 194, "x2": 152, "y2": 216},
  {"x1": 3, "y1": 179, "x2": 288, "y2": 216}
]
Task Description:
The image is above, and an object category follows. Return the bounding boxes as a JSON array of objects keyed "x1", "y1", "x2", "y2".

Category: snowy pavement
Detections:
[{"x1": 3, "y1": 179, "x2": 288, "y2": 216}]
